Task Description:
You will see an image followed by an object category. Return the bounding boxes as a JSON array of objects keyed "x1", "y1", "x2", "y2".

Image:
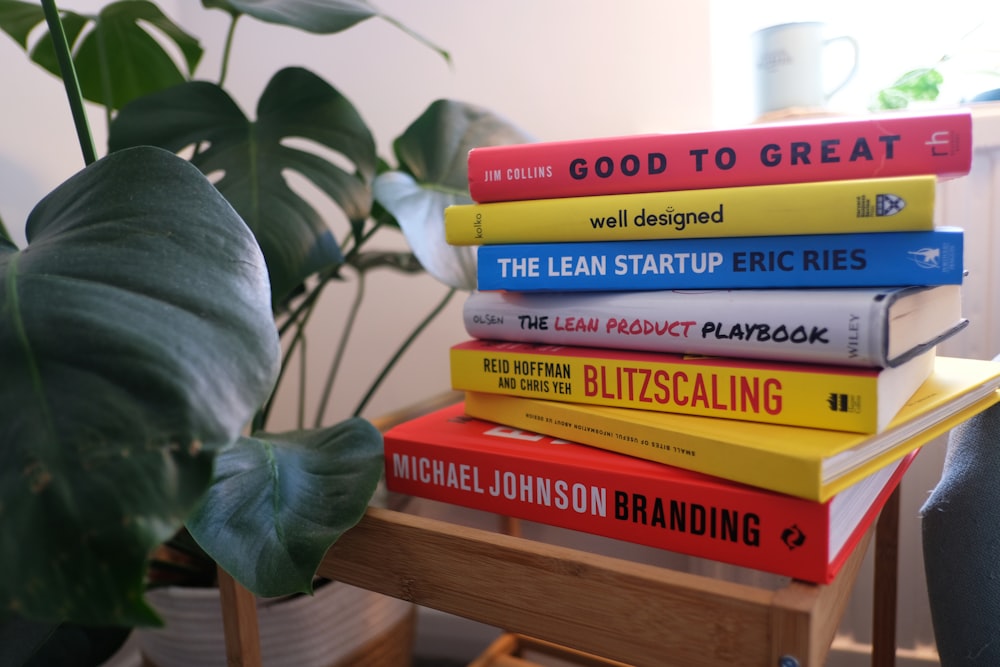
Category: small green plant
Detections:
[
  {"x1": 872, "y1": 67, "x2": 945, "y2": 110},
  {"x1": 871, "y1": 19, "x2": 1000, "y2": 111}
]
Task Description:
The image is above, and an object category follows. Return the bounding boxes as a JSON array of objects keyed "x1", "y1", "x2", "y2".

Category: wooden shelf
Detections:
[
  {"x1": 219, "y1": 390, "x2": 900, "y2": 667},
  {"x1": 318, "y1": 496, "x2": 894, "y2": 667}
]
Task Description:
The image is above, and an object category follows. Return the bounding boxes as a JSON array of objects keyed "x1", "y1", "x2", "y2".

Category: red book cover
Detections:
[
  {"x1": 383, "y1": 402, "x2": 917, "y2": 583},
  {"x1": 467, "y1": 108, "x2": 972, "y2": 203}
]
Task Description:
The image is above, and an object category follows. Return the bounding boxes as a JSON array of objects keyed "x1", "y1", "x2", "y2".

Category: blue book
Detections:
[{"x1": 475, "y1": 228, "x2": 964, "y2": 292}]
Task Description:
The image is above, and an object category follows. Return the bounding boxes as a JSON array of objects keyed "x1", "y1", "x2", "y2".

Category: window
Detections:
[{"x1": 710, "y1": 1, "x2": 1000, "y2": 127}]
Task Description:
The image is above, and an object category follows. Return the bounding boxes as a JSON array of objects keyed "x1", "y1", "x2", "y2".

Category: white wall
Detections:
[
  {"x1": 161, "y1": 1, "x2": 715, "y2": 427},
  {"x1": 239, "y1": 1, "x2": 713, "y2": 426},
  {"x1": 0, "y1": 2, "x2": 711, "y2": 426}
]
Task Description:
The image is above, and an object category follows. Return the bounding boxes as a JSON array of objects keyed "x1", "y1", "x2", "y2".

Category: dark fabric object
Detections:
[{"x1": 922, "y1": 398, "x2": 1000, "y2": 665}]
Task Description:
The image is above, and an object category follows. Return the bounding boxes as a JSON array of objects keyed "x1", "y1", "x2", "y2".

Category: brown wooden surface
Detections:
[
  {"x1": 770, "y1": 526, "x2": 874, "y2": 666},
  {"x1": 368, "y1": 390, "x2": 464, "y2": 432},
  {"x1": 218, "y1": 390, "x2": 903, "y2": 666},
  {"x1": 872, "y1": 487, "x2": 901, "y2": 667},
  {"x1": 216, "y1": 566, "x2": 263, "y2": 667},
  {"x1": 320, "y1": 506, "x2": 877, "y2": 667},
  {"x1": 471, "y1": 633, "x2": 634, "y2": 667}
]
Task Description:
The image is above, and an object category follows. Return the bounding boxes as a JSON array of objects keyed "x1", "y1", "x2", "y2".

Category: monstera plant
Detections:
[{"x1": 0, "y1": 0, "x2": 530, "y2": 663}]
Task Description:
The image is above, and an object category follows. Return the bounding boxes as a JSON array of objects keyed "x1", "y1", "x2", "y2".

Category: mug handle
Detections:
[{"x1": 823, "y1": 35, "x2": 859, "y2": 100}]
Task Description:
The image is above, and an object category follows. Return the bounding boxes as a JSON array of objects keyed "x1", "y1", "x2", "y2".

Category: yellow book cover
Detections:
[
  {"x1": 462, "y1": 355, "x2": 1000, "y2": 501},
  {"x1": 449, "y1": 339, "x2": 936, "y2": 433},
  {"x1": 444, "y1": 175, "x2": 936, "y2": 245}
]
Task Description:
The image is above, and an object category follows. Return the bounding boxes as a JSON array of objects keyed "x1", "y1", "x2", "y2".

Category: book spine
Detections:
[
  {"x1": 446, "y1": 175, "x2": 935, "y2": 245},
  {"x1": 462, "y1": 288, "x2": 894, "y2": 367},
  {"x1": 450, "y1": 340, "x2": 884, "y2": 432},
  {"x1": 475, "y1": 228, "x2": 965, "y2": 292},
  {"x1": 383, "y1": 426, "x2": 834, "y2": 582},
  {"x1": 462, "y1": 390, "x2": 826, "y2": 500},
  {"x1": 467, "y1": 109, "x2": 972, "y2": 202}
]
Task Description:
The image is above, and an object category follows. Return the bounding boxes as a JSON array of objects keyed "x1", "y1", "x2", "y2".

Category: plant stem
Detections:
[
  {"x1": 379, "y1": 14, "x2": 452, "y2": 66},
  {"x1": 40, "y1": 0, "x2": 97, "y2": 166},
  {"x1": 93, "y1": 12, "x2": 114, "y2": 132},
  {"x1": 218, "y1": 12, "x2": 241, "y2": 87},
  {"x1": 254, "y1": 284, "x2": 324, "y2": 430},
  {"x1": 314, "y1": 272, "x2": 367, "y2": 428},
  {"x1": 352, "y1": 286, "x2": 456, "y2": 417},
  {"x1": 296, "y1": 335, "x2": 307, "y2": 429},
  {"x1": 276, "y1": 273, "x2": 333, "y2": 339}
]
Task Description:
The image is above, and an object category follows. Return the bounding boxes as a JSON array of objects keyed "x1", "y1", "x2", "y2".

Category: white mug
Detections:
[{"x1": 753, "y1": 22, "x2": 859, "y2": 116}]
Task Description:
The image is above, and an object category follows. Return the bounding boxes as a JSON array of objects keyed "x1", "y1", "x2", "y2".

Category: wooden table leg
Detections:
[
  {"x1": 872, "y1": 486, "x2": 900, "y2": 667},
  {"x1": 217, "y1": 566, "x2": 263, "y2": 667}
]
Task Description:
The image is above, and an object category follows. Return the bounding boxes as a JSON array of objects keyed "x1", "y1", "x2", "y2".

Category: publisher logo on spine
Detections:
[
  {"x1": 907, "y1": 246, "x2": 941, "y2": 269},
  {"x1": 926, "y1": 129, "x2": 960, "y2": 157},
  {"x1": 875, "y1": 193, "x2": 906, "y2": 216},
  {"x1": 826, "y1": 392, "x2": 861, "y2": 414},
  {"x1": 856, "y1": 193, "x2": 906, "y2": 218},
  {"x1": 780, "y1": 524, "x2": 807, "y2": 551}
]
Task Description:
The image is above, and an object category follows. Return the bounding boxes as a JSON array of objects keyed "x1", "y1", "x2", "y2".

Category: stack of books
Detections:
[{"x1": 383, "y1": 108, "x2": 1000, "y2": 584}]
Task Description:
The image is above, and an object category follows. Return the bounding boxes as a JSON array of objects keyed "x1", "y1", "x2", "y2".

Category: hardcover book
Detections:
[
  {"x1": 467, "y1": 108, "x2": 972, "y2": 203},
  {"x1": 446, "y1": 175, "x2": 935, "y2": 245},
  {"x1": 462, "y1": 285, "x2": 968, "y2": 368},
  {"x1": 475, "y1": 227, "x2": 965, "y2": 292},
  {"x1": 449, "y1": 339, "x2": 936, "y2": 433},
  {"x1": 461, "y1": 355, "x2": 1000, "y2": 501},
  {"x1": 383, "y1": 401, "x2": 918, "y2": 583}
]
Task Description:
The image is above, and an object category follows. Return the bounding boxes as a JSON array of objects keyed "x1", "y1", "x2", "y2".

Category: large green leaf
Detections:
[
  {"x1": 186, "y1": 418, "x2": 383, "y2": 597},
  {"x1": 375, "y1": 99, "x2": 534, "y2": 290},
  {"x1": 0, "y1": 0, "x2": 202, "y2": 111},
  {"x1": 108, "y1": 67, "x2": 374, "y2": 308},
  {"x1": 203, "y1": 0, "x2": 377, "y2": 32},
  {"x1": 375, "y1": 171, "x2": 476, "y2": 290},
  {"x1": 392, "y1": 99, "x2": 535, "y2": 192},
  {"x1": 0, "y1": 0, "x2": 43, "y2": 47},
  {"x1": 0, "y1": 146, "x2": 281, "y2": 626},
  {"x1": 0, "y1": 214, "x2": 11, "y2": 247},
  {"x1": 0, "y1": 616, "x2": 130, "y2": 667},
  {"x1": 201, "y1": 0, "x2": 450, "y2": 61}
]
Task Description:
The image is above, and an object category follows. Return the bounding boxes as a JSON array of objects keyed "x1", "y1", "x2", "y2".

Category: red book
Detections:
[
  {"x1": 383, "y1": 402, "x2": 917, "y2": 583},
  {"x1": 468, "y1": 108, "x2": 972, "y2": 203}
]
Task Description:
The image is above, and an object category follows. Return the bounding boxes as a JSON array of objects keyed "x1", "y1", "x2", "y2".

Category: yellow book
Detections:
[
  {"x1": 444, "y1": 175, "x2": 935, "y2": 245},
  {"x1": 449, "y1": 339, "x2": 936, "y2": 433},
  {"x1": 462, "y1": 355, "x2": 1000, "y2": 501}
]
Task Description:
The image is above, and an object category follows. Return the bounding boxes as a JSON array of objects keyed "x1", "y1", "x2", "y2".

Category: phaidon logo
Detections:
[
  {"x1": 875, "y1": 193, "x2": 906, "y2": 216},
  {"x1": 856, "y1": 193, "x2": 907, "y2": 218}
]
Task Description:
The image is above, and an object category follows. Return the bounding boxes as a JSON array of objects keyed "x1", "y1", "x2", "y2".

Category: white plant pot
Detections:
[{"x1": 137, "y1": 580, "x2": 415, "y2": 667}]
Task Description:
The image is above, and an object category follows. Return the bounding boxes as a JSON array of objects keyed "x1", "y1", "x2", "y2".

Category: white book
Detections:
[{"x1": 462, "y1": 285, "x2": 967, "y2": 368}]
